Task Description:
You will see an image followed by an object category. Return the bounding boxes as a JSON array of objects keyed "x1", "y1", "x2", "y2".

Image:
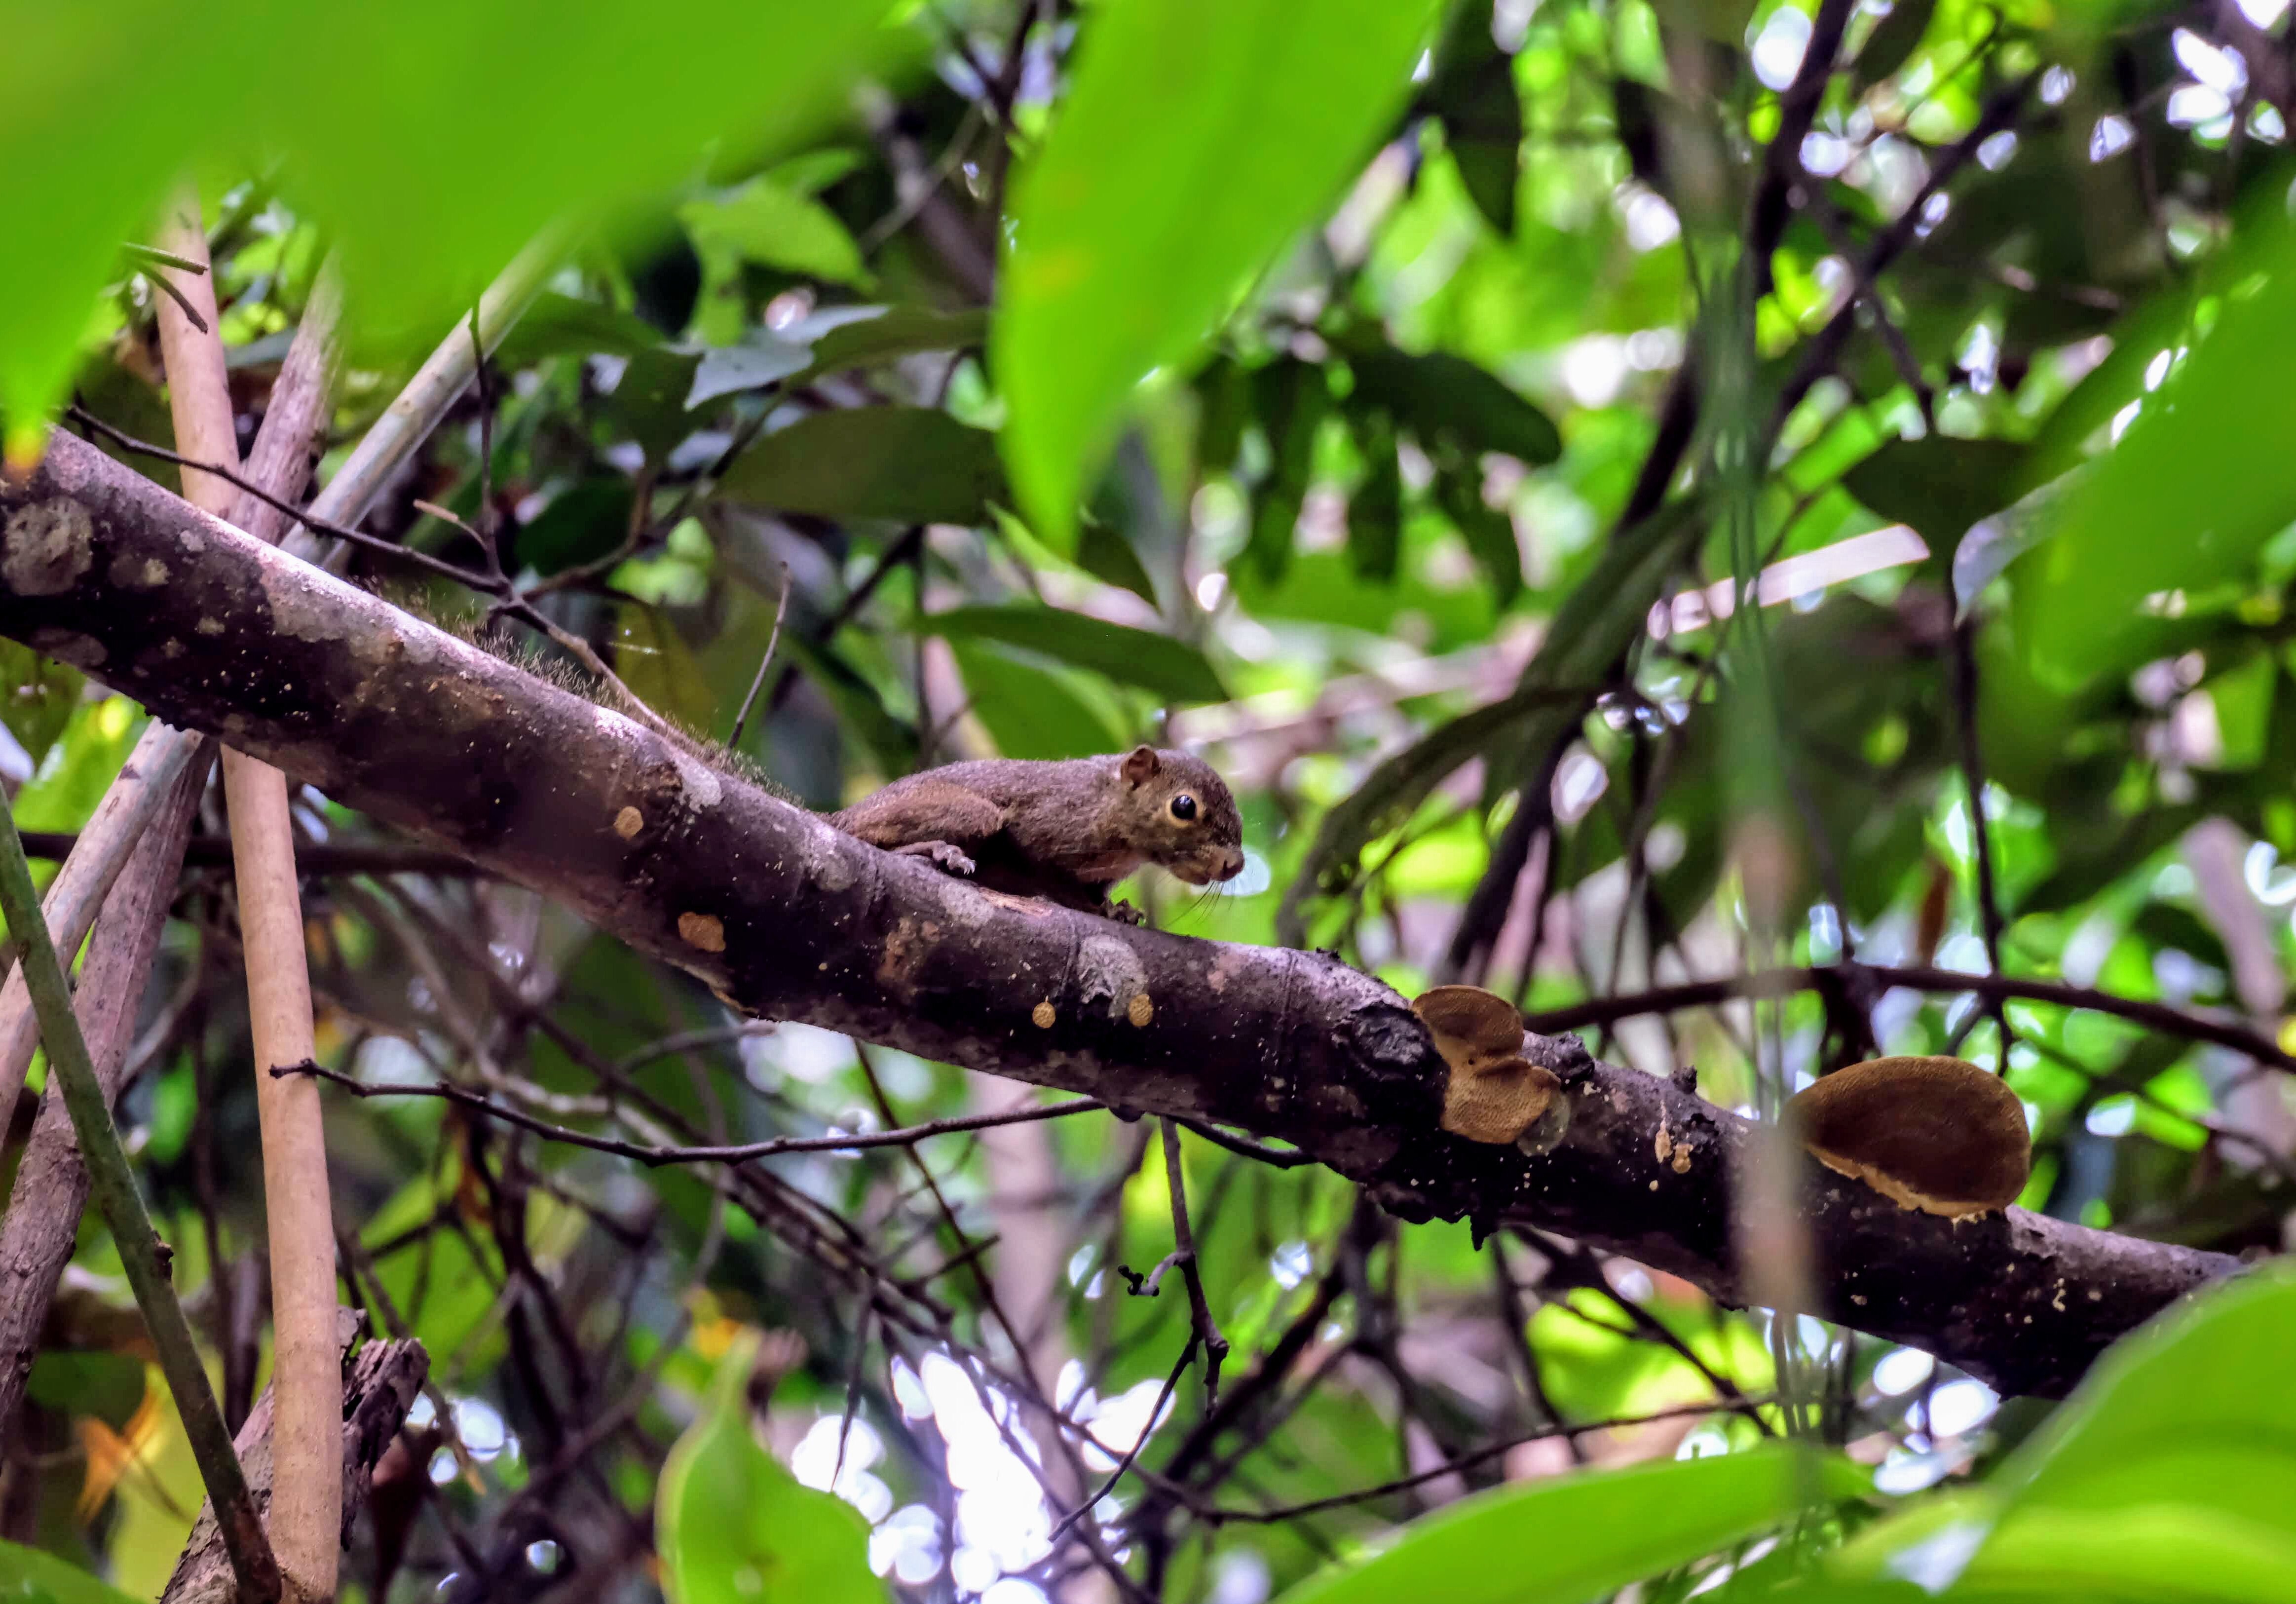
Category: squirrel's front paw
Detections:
[
  {"x1": 1103, "y1": 900, "x2": 1147, "y2": 926},
  {"x1": 895, "y1": 840, "x2": 978, "y2": 877}
]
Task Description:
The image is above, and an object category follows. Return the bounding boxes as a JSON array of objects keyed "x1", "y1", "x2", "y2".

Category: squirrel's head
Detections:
[{"x1": 1113, "y1": 746, "x2": 1245, "y2": 886}]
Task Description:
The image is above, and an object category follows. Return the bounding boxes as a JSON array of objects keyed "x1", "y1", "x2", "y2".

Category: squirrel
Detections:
[
  {"x1": 412, "y1": 596, "x2": 1245, "y2": 923},
  {"x1": 832, "y1": 745, "x2": 1245, "y2": 923}
]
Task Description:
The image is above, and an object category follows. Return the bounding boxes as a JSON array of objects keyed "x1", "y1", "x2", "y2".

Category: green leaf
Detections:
[
  {"x1": 518, "y1": 477, "x2": 637, "y2": 575},
  {"x1": 0, "y1": 1540, "x2": 144, "y2": 1604},
  {"x1": 681, "y1": 178, "x2": 871, "y2": 287},
  {"x1": 615, "y1": 603, "x2": 719, "y2": 733},
  {"x1": 716, "y1": 407, "x2": 1007, "y2": 525},
  {"x1": 1245, "y1": 360, "x2": 1331, "y2": 584},
  {"x1": 1279, "y1": 496, "x2": 1699, "y2": 944},
  {"x1": 1434, "y1": 452, "x2": 1524, "y2": 606},
  {"x1": 0, "y1": 2, "x2": 903, "y2": 464},
  {"x1": 1076, "y1": 516, "x2": 1162, "y2": 605},
  {"x1": 26, "y1": 1351, "x2": 145, "y2": 1431},
  {"x1": 1964, "y1": 1505, "x2": 2296, "y2": 1602},
  {"x1": 494, "y1": 292, "x2": 665, "y2": 366},
  {"x1": 996, "y1": 0, "x2": 1444, "y2": 544},
  {"x1": 927, "y1": 605, "x2": 1226, "y2": 705},
  {"x1": 799, "y1": 306, "x2": 989, "y2": 378},
  {"x1": 1843, "y1": 436, "x2": 2029, "y2": 549},
  {"x1": 605, "y1": 346, "x2": 705, "y2": 466},
  {"x1": 1853, "y1": 0, "x2": 1938, "y2": 87},
  {"x1": 1276, "y1": 1446, "x2": 1862, "y2": 1604},
  {"x1": 950, "y1": 640, "x2": 1124, "y2": 759},
  {"x1": 658, "y1": 1334, "x2": 880, "y2": 1604},
  {"x1": 1348, "y1": 410, "x2": 1403, "y2": 582},
  {"x1": 1994, "y1": 1266, "x2": 2296, "y2": 1525},
  {"x1": 2014, "y1": 212, "x2": 2296, "y2": 688},
  {"x1": 1348, "y1": 345, "x2": 1561, "y2": 466},
  {"x1": 1425, "y1": 0, "x2": 1521, "y2": 235},
  {"x1": 0, "y1": 643, "x2": 86, "y2": 772}
]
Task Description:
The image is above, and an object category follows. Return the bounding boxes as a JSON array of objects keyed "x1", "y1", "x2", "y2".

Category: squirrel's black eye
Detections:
[{"x1": 1170, "y1": 793, "x2": 1198, "y2": 822}]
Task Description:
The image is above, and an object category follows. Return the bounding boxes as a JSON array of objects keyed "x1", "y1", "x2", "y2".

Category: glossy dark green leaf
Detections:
[
  {"x1": 1842, "y1": 436, "x2": 2029, "y2": 548},
  {"x1": 996, "y1": 0, "x2": 1444, "y2": 544},
  {"x1": 800, "y1": 306, "x2": 989, "y2": 377},
  {"x1": 950, "y1": 640, "x2": 1124, "y2": 759},
  {"x1": 777, "y1": 629, "x2": 916, "y2": 777},
  {"x1": 687, "y1": 333, "x2": 816, "y2": 407},
  {"x1": 1196, "y1": 356, "x2": 1253, "y2": 473},
  {"x1": 1434, "y1": 452, "x2": 1524, "y2": 605},
  {"x1": 1426, "y1": 0, "x2": 1521, "y2": 235},
  {"x1": 1349, "y1": 346, "x2": 1561, "y2": 466},
  {"x1": 927, "y1": 604, "x2": 1225, "y2": 704},
  {"x1": 1277, "y1": 1446, "x2": 1863, "y2": 1604},
  {"x1": 494, "y1": 292, "x2": 665, "y2": 366},
  {"x1": 1245, "y1": 360, "x2": 1330, "y2": 584},
  {"x1": 1348, "y1": 409, "x2": 1402, "y2": 582},
  {"x1": 658, "y1": 1335, "x2": 879, "y2": 1604},
  {"x1": 1077, "y1": 515, "x2": 1162, "y2": 605},
  {"x1": 716, "y1": 407, "x2": 1007, "y2": 525},
  {"x1": 517, "y1": 477, "x2": 637, "y2": 576},
  {"x1": 1852, "y1": 0, "x2": 1938, "y2": 87},
  {"x1": 605, "y1": 346, "x2": 705, "y2": 466}
]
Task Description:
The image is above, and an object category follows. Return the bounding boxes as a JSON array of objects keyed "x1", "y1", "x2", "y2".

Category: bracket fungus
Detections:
[
  {"x1": 1413, "y1": 985, "x2": 1565, "y2": 1149},
  {"x1": 1790, "y1": 1055, "x2": 2031, "y2": 1219}
]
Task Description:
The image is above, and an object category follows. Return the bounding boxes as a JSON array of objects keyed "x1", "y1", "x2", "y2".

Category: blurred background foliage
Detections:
[{"x1": 5, "y1": 0, "x2": 2296, "y2": 1597}]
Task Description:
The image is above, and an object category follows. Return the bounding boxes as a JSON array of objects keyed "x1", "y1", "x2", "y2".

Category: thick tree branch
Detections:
[{"x1": 0, "y1": 430, "x2": 2246, "y2": 1397}]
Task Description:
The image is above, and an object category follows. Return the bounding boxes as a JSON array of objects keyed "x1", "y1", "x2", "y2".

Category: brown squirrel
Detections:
[
  {"x1": 426, "y1": 600, "x2": 1243, "y2": 921},
  {"x1": 832, "y1": 745, "x2": 1244, "y2": 922}
]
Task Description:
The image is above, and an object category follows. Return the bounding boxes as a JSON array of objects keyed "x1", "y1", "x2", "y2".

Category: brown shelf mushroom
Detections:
[
  {"x1": 1790, "y1": 1056, "x2": 2032, "y2": 1219},
  {"x1": 1413, "y1": 985, "x2": 1564, "y2": 1148}
]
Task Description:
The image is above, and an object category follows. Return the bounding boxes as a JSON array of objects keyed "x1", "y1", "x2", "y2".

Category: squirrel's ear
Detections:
[{"x1": 1121, "y1": 745, "x2": 1160, "y2": 786}]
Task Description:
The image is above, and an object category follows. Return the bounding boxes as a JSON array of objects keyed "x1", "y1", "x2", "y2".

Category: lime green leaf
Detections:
[
  {"x1": 0, "y1": 2, "x2": 903, "y2": 462},
  {"x1": 1276, "y1": 1446, "x2": 1863, "y2": 1604},
  {"x1": 927, "y1": 604, "x2": 1226, "y2": 704},
  {"x1": 658, "y1": 1335, "x2": 880, "y2": 1604},
  {"x1": 1348, "y1": 346, "x2": 1561, "y2": 467},
  {"x1": 2013, "y1": 215, "x2": 2296, "y2": 688},
  {"x1": 1993, "y1": 1266, "x2": 2296, "y2": 1524},
  {"x1": 682, "y1": 178, "x2": 870, "y2": 287},
  {"x1": 996, "y1": 0, "x2": 1444, "y2": 544},
  {"x1": 716, "y1": 408, "x2": 1007, "y2": 525},
  {"x1": 0, "y1": 1540, "x2": 144, "y2": 1604},
  {"x1": 950, "y1": 641, "x2": 1125, "y2": 759},
  {"x1": 1964, "y1": 1505, "x2": 2296, "y2": 1602}
]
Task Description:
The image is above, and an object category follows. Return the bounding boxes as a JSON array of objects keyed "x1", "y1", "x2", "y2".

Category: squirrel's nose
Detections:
[{"x1": 1217, "y1": 848, "x2": 1244, "y2": 881}]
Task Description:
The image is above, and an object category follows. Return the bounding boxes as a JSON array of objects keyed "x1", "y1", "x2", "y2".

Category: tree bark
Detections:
[
  {"x1": 0, "y1": 429, "x2": 2248, "y2": 1398},
  {"x1": 161, "y1": 1310, "x2": 429, "y2": 1604}
]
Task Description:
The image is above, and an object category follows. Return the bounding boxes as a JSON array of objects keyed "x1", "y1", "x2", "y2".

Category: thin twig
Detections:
[
  {"x1": 727, "y1": 562, "x2": 794, "y2": 750},
  {"x1": 1522, "y1": 960, "x2": 2296, "y2": 1072},
  {"x1": 1160, "y1": 1118, "x2": 1229, "y2": 1400},
  {"x1": 278, "y1": 1059, "x2": 1105, "y2": 1164},
  {"x1": 1047, "y1": 1337, "x2": 1197, "y2": 1542}
]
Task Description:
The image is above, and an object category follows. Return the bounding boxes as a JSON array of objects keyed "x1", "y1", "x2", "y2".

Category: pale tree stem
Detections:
[{"x1": 154, "y1": 189, "x2": 341, "y2": 1604}]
